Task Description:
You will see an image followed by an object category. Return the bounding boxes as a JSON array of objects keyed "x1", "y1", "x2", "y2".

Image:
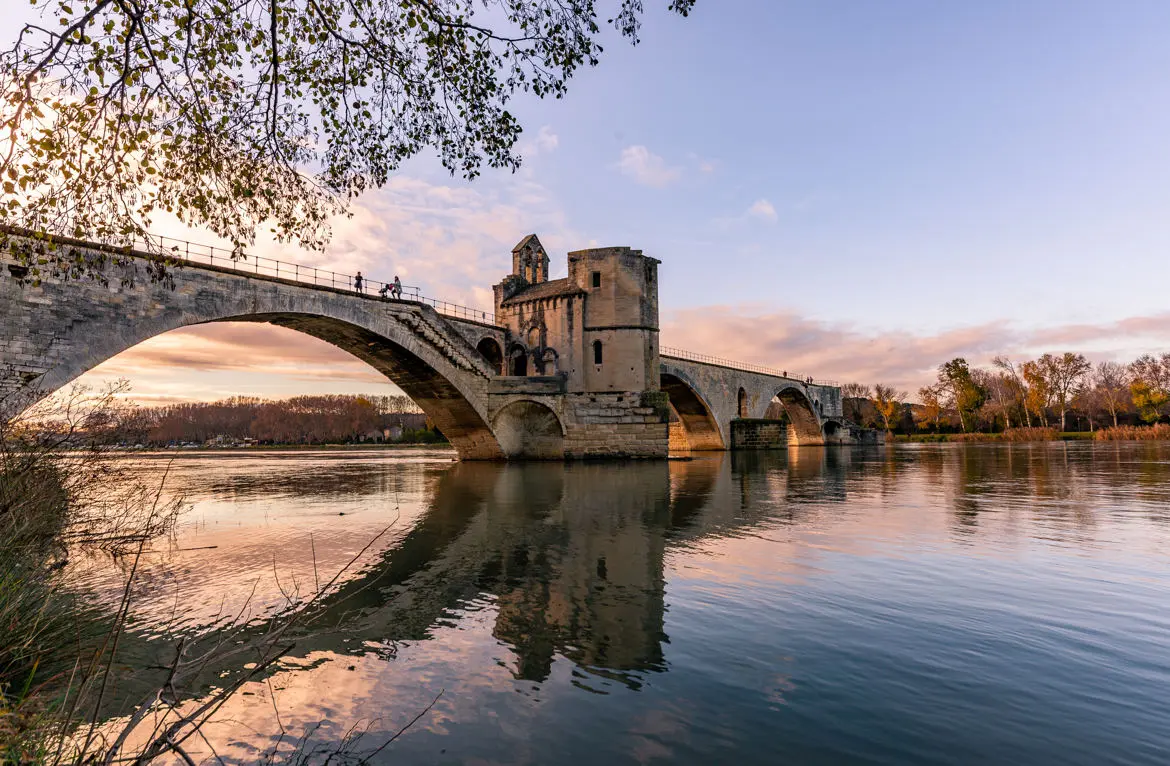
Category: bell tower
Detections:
[{"x1": 511, "y1": 234, "x2": 549, "y2": 284}]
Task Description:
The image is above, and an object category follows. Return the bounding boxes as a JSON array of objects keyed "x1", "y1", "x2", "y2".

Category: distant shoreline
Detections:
[{"x1": 114, "y1": 442, "x2": 454, "y2": 453}]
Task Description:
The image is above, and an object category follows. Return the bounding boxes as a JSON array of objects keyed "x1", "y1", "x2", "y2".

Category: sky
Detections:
[{"x1": 13, "y1": 1, "x2": 1170, "y2": 403}]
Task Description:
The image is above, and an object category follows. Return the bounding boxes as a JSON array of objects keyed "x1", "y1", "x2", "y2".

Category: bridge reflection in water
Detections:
[
  {"x1": 105, "y1": 448, "x2": 858, "y2": 713},
  {"x1": 82, "y1": 443, "x2": 1170, "y2": 764}
]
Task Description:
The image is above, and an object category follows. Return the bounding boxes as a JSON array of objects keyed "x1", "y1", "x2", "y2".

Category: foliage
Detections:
[
  {"x1": 1021, "y1": 359, "x2": 1052, "y2": 428},
  {"x1": 1, "y1": 0, "x2": 696, "y2": 276},
  {"x1": 936, "y1": 358, "x2": 986, "y2": 433},
  {"x1": 1036, "y1": 352, "x2": 1090, "y2": 432},
  {"x1": 1128, "y1": 353, "x2": 1170, "y2": 424},
  {"x1": 869, "y1": 383, "x2": 904, "y2": 432},
  {"x1": 914, "y1": 384, "x2": 944, "y2": 432},
  {"x1": 874, "y1": 351, "x2": 1167, "y2": 436}
]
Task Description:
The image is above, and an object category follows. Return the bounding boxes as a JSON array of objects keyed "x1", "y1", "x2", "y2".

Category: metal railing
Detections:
[
  {"x1": 126, "y1": 232, "x2": 497, "y2": 325},
  {"x1": 660, "y1": 346, "x2": 839, "y2": 387}
]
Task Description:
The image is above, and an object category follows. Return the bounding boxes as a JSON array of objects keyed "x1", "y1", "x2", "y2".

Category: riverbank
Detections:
[
  {"x1": 116, "y1": 441, "x2": 452, "y2": 452},
  {"x1": 894, "y1": 425, "x2": 1170, "y2": 443},
  {"x1": 894, "y1": 431, "x2": 1092, "y2": 443}
]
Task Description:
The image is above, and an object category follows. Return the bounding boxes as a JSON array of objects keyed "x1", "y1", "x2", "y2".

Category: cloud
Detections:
[
  {"x1": 534, "y1": 125, "x2": 559, "y2": 154},
  {"x1": 746, "y1": 199, "x2": 777, "y2": 222},
  {"x1": 661, "y1": 306, "x2": 1170, "y2": 397},
  {"x1": 617, "y1": 145, "x2": 682, "y2": 188},
  {"x1": 82, "y1": 323, "x2": 392, "y2": 402},
  {"x1": 77, "y1": 301, "x2": 1170, "y2": 406},
  {"x1": 518, "y1": 125, "x2": 559, "y2": 157}
]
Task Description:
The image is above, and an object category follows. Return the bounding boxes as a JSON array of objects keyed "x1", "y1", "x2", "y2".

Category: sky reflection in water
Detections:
[{"x1": 77, "y1": 444, "x2": 1170, "y2": 765}]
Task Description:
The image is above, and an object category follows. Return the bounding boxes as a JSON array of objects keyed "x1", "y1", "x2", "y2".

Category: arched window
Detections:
[
  {"x1": 509, "y1": 346, "x2": 528, "y2": 376},
  {"x1": 592, "y1": 340, "x2": 603, "y2": 365},
  {"x1": 738, "y1": 387, "x2": 748, "y2": 418},
  {"x1": 476, "y1": 337, "x2": 504, "y2": 374}
]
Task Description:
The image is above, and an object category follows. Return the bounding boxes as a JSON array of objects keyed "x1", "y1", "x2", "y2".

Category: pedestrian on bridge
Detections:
[
  {"x1": 378, "y1": 283, "x2": 390, "y2": 299},
  {"x1": 392, "y1": 275, "x2": 403, "y2": 300},
  {"x1": 354, "y1": 272, "x2": 364, "y2": 294}
]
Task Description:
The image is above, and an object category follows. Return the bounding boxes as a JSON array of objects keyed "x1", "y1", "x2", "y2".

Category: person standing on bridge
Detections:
[
  {"x1": 354, "y1": 271, "x2": 364, "y2": 294},
  {"x1": 392, "y1": 275, "x2": 403, "y2": 300}
]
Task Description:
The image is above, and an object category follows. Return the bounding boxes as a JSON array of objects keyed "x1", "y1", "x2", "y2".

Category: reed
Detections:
[
  {"x1": 1001, "y1": 427, "x2": 1059, "y2": 442},
  {"x1": 1094, "y1": 424, "x2": 1170, "y2": 441}
]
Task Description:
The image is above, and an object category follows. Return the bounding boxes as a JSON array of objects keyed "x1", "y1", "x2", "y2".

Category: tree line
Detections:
[
  {"x1": 841, "y1": 352, "x2": 1170, "y2": 434},
  {"x1": 115, "y1": 394, "x2": 435, "y2": 445}
]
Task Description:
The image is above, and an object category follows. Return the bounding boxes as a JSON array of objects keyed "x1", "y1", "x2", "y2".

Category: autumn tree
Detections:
[
  {"x1": 1, "y1": 0, "x2": 696, "y2": 275},
  {"x1": 870, "y1": 384, "x2": 905, "y2": 433},
  {"x1": 1038, "y1": 352, "x2": 1090, "y2": 432},
  {"x1": 1129, "y1": 353, "x2": 1170, "y2": 424},
  {"x1": 936, "y1": 358, "x2": 986, "y2": 433},
  {"x1": 1021, "y1": 360, "x2": 1052, "y2": 427},
  {"x1": 915, "y1": 384, "x2": 944, "y2": 432}
]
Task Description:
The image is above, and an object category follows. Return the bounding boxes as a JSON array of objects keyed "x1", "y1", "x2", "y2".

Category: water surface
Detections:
[{"x1": 75, "y1": 443, "x2": 1170, "y2": 764}]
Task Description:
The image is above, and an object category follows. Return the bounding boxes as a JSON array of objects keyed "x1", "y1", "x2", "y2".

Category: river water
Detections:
[{"x1": 73, "y1": 443, "x2": 1170, "y2": 765}]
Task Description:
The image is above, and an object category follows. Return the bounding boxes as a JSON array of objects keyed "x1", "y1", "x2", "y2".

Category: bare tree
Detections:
[
  {"x1": 1092, "y1": 361, "x2": 1131, "y2": 428},
  {"x1": 992, "y1": 356, "x2": 1030, "y2": 427},
  {"x1": 840, "y1": 382, "x2": 870, "y2": 424}
]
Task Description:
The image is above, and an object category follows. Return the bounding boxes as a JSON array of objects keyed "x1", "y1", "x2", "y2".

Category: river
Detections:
[{"x1": 70, "y1": 443, "x2": 1170, "y2": 765}]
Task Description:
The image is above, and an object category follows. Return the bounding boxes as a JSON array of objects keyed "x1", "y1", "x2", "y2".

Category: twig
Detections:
[{"x1": 359, "y1": 688, "x2": 444, "y2": 763}]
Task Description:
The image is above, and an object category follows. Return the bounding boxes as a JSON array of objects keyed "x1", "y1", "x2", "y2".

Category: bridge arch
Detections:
[
  {"x1": 660, "y1": 371, "x2": 725, "y2": 451},
  {"x1": 770, "y1": 385, "x2": 825, "y2": 446},
  {"x1": 8, "y1": 272, "x2": 508, "y2": 458},
  {"x1": 491, "y1": 399, "x2": 565, "y2": 460}
]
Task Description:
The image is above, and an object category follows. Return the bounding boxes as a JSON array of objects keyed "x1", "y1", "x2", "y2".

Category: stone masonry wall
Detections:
[
  {"x1": 730, "y1": 419, "x2": 789, "y2": 450},
  {"x1": 561, "y1": 392, "x2": 668, "y2": 459}
]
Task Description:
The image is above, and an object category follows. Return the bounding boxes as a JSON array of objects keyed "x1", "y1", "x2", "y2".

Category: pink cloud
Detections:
[
  {"x1": 72, "y1": 306, "x2": 1170, "y2": 405},
  {"x1": 662, "y1": 306, "x2": 1170, "y2": 394}
]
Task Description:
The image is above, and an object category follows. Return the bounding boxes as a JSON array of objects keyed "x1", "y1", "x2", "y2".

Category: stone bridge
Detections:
[
  {"x1": 660, "y1": 355, "x2": 848, "y2": 449},
  {"x1": 0, "y1": 230, "x2": 867, "y2": 459}
]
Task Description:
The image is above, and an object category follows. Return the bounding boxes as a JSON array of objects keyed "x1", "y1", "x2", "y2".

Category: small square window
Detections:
[{"x1": 591, "y1": 271, "x2": 601, "y2": 288}]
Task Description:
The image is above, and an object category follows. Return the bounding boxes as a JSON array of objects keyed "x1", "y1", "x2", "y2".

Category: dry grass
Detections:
[
  {"x1": 1001, "y1": 427, "x2": 1059, "y2": 442},
  {"x1": 944, "y1": 432, "x2": 995, "y2": 443},
  {"x1": 1095, "y1": 424, "x2": 1170, "y2": 441}
]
